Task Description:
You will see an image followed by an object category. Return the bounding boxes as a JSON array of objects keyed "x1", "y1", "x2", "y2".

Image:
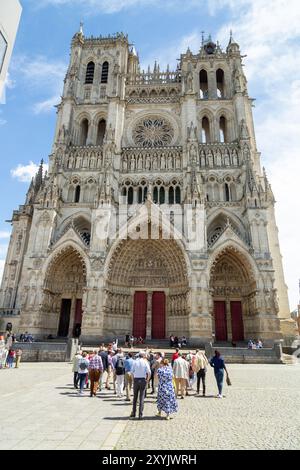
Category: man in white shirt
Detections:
[
  {"x1": 130, "y1": 351, "x2": 151, "y2": 420},
  {"x1": 173, "y1": 352, "x2": 189, "y2": 399}
]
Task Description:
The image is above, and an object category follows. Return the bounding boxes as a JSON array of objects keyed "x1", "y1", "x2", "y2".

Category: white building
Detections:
[
  {"x1": 0, "y1": 0, "x2": 22, "y2": 99},
  {"x1": 0, "y1": 29, "x2": 297, "y2": 345}
]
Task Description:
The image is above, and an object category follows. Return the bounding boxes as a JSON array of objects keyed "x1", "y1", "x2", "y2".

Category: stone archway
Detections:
[
  {"x1": 104, "y1": 238, "x2": 190, "y2": 340},
  {"x1": 43, "y1": 246, "x2": 87, "y2": 338},
  {"x1": 209, "y1": 246, "x2": 256, "y2": 343}
]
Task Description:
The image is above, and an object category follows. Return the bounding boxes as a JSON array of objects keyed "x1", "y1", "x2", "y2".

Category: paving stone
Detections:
[{"x1": 1, "y1": 362, "x2": 299, "y2": 450}]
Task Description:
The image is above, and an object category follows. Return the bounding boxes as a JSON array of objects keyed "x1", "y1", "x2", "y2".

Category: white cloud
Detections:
[
  {"x1": 141, "y1": 31, "x2": 202, "y2": 71},
  {"x1": 11, "y1": 161, "x2": 49, "y2": 183},
  {"x1": 34, "y1": 0, "x2": 210, "y2": 14},
  {"x1": 0, "y1": 232, "x2": 10, "y2": 240},
  {"x1": 0, "y1": 244, "x2": 8, "y2": 259},
  {"x1": 33, "y1": 95, "x2": 60, "y2": 114},
  {"x1": 11, "y1": 55, "x2": 66, "y2": 114}
]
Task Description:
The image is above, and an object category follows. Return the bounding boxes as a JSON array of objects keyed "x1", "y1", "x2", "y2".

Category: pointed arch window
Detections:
[
  {"x1": 127, "y1": 187, "x2": 134, "y2": 205},
  {"x1": 75, "y1": 185, "x2": 81, "y2": 203},
  {"x1": 219, "y1": 116, "x2": 226, "y2": 143},
  {"x1": 175, "y1": 186, "x2": 181, "y2": 204},
  {"x1": 153, "y1": 187, "x2": 158, "y2": 204},
  {"x1": 216, "y1": 68, "x2": 225, "y2": 98},
  {"x1": 201, "y1": 116, "x2": 210, "y2": 143},
  {"x1": 80, "y1": 119, "x2": 89, "y2": 146},
  {"x1": 101, "y1": 61, "x2": 109, "y2": 84},
  {"x1": 96, "y1": 119, "x2": 106, "y2": 145},
  {"x1": 225, "y1": 183, "x2": 230, "y2": 202},
  {"x1": 199, "y1": 69, "x2": 208, "y2": 99},
  {"x1": 138, "y1": 187, "x2": 143, "y2": 204},
  {"x1": 159, "y1": 187, "x2": 165, "y2": 204},
  {"x1": 169, "y1": 186, "x2": 174, "y2": 204},
  {"x1": 85, "y1": 62, "x2": 95, "y2": 84}
]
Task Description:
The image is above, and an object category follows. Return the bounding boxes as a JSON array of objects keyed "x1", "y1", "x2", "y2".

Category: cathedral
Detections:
[{"x1": 0, "y1": 28, "x2": 296, "y2": 345}]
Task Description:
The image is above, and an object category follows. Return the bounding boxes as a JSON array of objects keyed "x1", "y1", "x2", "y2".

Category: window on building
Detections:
[
  {"x1": 219, "y1": 116, "x2": 226, "y2": 143},
  {"x1": 85, "y1": 62, "x2": 95, "y2": 84},
  {"x1": 101, "y1": 61, "x2": 109, "y2": 84},
  {"x1": 175, "y1": 186, "x2": 181, "y2": 204},
  {"x1": 128, "y1": 187, "x2": 134, "y2": 205},
  {"x1": 169, "y1": 186, "x2": 174, "y2": 204},
  {"x1": 75, "y1": 185, "x2": 81, "y2": 203},
  {"x1": 143, "y1": 186, "x2": 148, "y2": 202},
  {"x1": 201, "y1": 117, "x2": 210, "y2": 143},
  {"x1": 153, "y1": 187, "x2": 158, "y2": 204},
  {"x1": 225, "y1": 183, "x2": 230, "y2": 201},
  {"x1": 96, "y1": 119, "x2": 106, "y2": 145},
  {"x1": 80, "y1": 119, "x2": 89, "y2": 146},
  {"x1": 199, "y1": 69, "x2": 208, "y2": 99},
  {"x1": 138, "y1": 187, "x2": 143, "y2": 204},
  {"x1": 159, "y1": 187, "x2": 165, "y2": 204},
  {"x1": 216, "y1": 69, "x2": 225, "y2": 98}
]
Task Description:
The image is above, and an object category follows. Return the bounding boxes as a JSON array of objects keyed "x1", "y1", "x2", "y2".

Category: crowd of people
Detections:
[
  {"x1": 248, "y1": 339, "x2": 263, "y2": 349},
  {"x1": 0, "y1": 333, "x2": 22, "y2": 369},
  {"x1": 71, "y1": 344, "x2": 231, "y2": 420},
  {"x1": 169, "y1": 335, "x2": 187, "y2": 348}
]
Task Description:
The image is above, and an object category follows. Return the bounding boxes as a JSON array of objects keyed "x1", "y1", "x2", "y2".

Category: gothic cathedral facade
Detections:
[{"x1": 0, "y1": 30, "x2": 296, "y2": 345}]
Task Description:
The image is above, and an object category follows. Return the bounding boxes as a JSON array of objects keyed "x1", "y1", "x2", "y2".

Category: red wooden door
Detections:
[
  {"x1": 214, "y1": 301, "x2": 227, "y2": 341},
  {"x1": 152, "y1": 292, "x2": 166, "y2": 339},
  {"x1": 231, "y1": 301, "x2": 244, "y2": 342},
  {"x1": 133, "y1": 291, "x2": 147, "y2": 339}
]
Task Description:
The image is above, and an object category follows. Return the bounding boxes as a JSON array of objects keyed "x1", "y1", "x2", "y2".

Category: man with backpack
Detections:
[
  {"x1": 77, "y1": 352, "x2": 90, "y2": 395},
  {"x1": 115, "y1": 350, "x2": 125, "y2": 398}
]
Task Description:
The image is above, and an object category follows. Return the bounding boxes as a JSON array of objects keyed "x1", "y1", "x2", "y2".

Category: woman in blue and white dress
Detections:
[{"x1": 156, "y1": 359, "x2": 178, "y2": 420}]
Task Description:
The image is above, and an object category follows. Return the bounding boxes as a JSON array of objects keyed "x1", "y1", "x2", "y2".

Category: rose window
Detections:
[{"x1": 133, "y1": 116, "x2": 174, "y2": 148}]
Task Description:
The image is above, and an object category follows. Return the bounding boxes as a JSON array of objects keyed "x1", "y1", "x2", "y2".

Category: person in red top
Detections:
[{"x1": 171, "y1": 348, "x2": 180, "y2": 367}]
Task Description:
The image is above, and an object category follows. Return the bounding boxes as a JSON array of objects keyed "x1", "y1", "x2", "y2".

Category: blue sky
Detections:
[{"x1": 0, "y1": 0, "x2": 300, "y2": 310}]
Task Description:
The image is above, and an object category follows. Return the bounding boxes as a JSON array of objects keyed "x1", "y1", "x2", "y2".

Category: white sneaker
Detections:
[{"x1": 217, "y1": 394, "x2": 223, "y2": 398}]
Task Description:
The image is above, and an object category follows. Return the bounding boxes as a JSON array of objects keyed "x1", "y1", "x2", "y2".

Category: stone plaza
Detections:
[{"x1": 0, "y1": 361, "x2": 299, "y2": 450}]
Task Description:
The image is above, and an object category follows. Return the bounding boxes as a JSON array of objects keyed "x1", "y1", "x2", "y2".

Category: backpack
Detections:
[
  {"x1": 79, "y1": 359, "x2": 88, "y2": 371},
  {"x1": 115, "y1": 357, "x2": 125, "y2": 375}
]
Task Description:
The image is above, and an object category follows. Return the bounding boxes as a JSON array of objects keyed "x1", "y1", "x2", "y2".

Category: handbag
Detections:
[{"x1": 226, "y1": 374, "x2": 232, "y2": 386}]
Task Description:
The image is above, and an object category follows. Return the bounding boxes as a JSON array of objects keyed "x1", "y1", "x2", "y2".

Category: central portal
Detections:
[
  {"x1": 104, "y1": 236, "x2": 190, "y2": 339},
  {"x1": 132, "y1": 291, "x2": 166, "y2": 339}
]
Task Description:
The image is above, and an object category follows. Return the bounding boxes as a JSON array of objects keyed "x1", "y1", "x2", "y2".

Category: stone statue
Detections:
[
  {"x1": 186, "y1": 71, "x2": 193, "y2": 92},
  {"x1": 207, "y1": 149, "x2": 214, "y2": 167},
  {"x1": 189, "y1": 145, "x2": 197, "y2": 166},
  {"x1": 200, "y1": 150, "x2": 206, "y2": 167},
  {"x1": 215, "y1": 148, "x2": 222, "y2": 166},
  {"x1": 130, "y1": 155, "x2": 135, "y2": 171},
  {"x1": 240, "y1": 119, "x2": 249, "y2": 139},
  {"x1": 234, "y1": 69, "x2": 241, "y2": 93}
]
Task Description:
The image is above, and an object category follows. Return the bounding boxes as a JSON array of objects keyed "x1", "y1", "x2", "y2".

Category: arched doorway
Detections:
[
  {"x1": 104, "y1": 238, "x2": 189, "y2": 340},
  {"x1": 210, "y1": 247, "x2": 256, "y2": 343},
  {"x1": 44, "y1": 246, "x2": 87, "y2": 338}
]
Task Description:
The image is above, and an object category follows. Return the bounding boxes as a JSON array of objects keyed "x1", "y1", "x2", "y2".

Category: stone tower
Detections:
[{"x1": 0, "y1": 28, "x2": 296, "y2": 345}]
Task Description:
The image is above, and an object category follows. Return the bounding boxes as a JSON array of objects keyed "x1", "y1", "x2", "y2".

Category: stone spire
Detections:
[{"x1": 35, "y1": 159, "x2": 44, "y2": 191}]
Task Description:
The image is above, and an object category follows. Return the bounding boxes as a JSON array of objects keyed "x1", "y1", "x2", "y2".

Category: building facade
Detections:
[
  {"x1": 0, "y1": 29, "x2": 297, "y2": 344},
  {"x1": 0, "y1": 0, "x2": 22, "y2": 99}
]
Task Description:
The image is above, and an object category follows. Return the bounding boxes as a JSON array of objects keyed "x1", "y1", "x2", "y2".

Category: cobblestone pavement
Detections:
[
  {"x1": 0, "y1": 363, "x2": 299, "y2": 450},
  {"x1": 116, "y1": 363, "x2": 300, "y2": 450}
]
